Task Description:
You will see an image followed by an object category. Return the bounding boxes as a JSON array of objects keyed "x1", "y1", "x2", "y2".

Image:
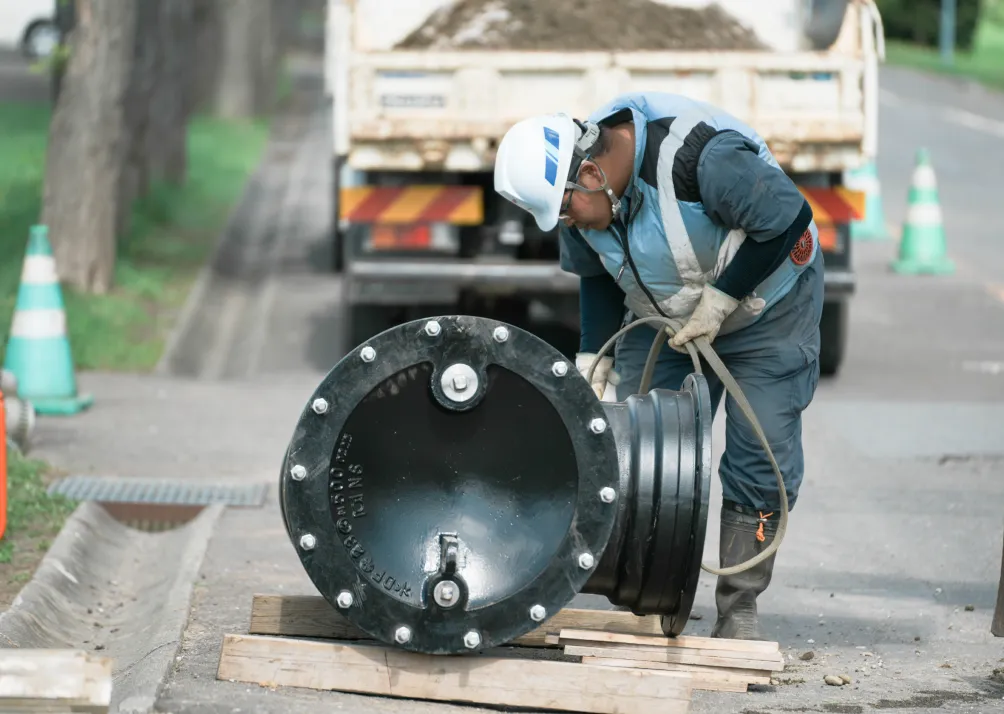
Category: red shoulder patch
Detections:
[{"x1": 790, "y1": 229, "x2": 813, "y2": 266}]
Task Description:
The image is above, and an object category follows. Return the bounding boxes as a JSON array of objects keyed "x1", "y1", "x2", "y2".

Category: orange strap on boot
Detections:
[{"x1": 756, "y1": 511, "x2": 774, "y2": 543}]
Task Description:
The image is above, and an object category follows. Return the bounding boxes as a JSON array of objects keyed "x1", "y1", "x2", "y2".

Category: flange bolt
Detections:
[{"x1": 395, "y1": 626, "x2": 412, "y2": 644}]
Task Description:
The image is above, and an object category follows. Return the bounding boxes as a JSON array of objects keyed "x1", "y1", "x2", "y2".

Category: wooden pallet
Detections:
[{"x1": 216, "y1": 593, "x2": 785, "y2": 714}]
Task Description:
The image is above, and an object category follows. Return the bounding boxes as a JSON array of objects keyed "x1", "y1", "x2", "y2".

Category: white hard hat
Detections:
[{"x1": 494, "y1": 112, "x2": 583, "y2": 232}]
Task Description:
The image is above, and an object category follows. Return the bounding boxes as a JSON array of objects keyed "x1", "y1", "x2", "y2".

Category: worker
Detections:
[{"x1": 493, "y1": 92, "x2": 823, "y2": 641}]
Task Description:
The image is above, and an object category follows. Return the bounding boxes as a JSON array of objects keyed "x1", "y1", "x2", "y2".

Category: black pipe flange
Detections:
[
  {"x1": 582, "y1": 374, "x2": 713, "y2": 636},
  {"x1": 279, "y1": 315, "x2": 622, "y2": 655}
]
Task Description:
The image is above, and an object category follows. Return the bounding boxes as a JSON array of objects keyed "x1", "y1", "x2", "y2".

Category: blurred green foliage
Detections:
[
  {"x1": 877, "y1": 0, "x2": 984, "y2": 51},
  {"x1": 0, "y1": 102, "x2": 268, "y2": 372}
]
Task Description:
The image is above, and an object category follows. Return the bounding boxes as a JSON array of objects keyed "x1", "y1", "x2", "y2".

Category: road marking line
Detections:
[
  {"x1": 986, "y1": 283, "x2": 1004, "y2": 304},
  {"x1": 940, "y1": 107, "x2": 1004, "y2": 139},
  {"x1": 962, "y1": 360, "x2": 1004, "y2": 376},
  {"x1": 879, "y1": 88, "x2": 903, "y2": 107},
  {"x1": 878, "y1": 87, "x2": 1004, "y2": 139}
]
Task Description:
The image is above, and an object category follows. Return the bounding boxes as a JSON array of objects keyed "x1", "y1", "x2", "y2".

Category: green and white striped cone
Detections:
[
  {"x1": 890, "y1": 149, "x2": 955, "y2": 275},
  {"x1": 2, "y1": 225, "x2": 93, "y2": 415},
  {"x1": 844, "y1": 160, "x2": 889, "y2": 241}
]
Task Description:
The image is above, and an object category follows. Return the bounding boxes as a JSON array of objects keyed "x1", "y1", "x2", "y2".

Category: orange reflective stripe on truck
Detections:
[
  {"x1": 340, "y1": 186, "x2": 483, "y2": 225},
  {"x1": 798, "y1": 187, "x2": 866, "y2": 225}
]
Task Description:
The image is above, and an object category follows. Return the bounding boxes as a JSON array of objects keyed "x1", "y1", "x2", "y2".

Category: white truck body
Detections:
[
  {"x1": 325, "y1": 0, "x2": 884, "y2": 375},
  {"x1": 326, "y1": 0, "x2": 885, "y2": 177}
]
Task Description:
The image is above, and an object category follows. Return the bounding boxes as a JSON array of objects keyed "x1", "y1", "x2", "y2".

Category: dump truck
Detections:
[{"x1": 324, "y1": 0, "x2": 885, "y2": 375}]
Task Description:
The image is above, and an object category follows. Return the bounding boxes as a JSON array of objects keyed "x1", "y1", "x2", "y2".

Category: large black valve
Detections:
[{"x1": 279, "y1": 315, "x2": 712, "y2": 655}]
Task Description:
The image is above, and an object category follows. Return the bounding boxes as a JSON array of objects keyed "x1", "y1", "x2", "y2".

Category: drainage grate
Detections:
[{"x1": 47, "y1": 476, "x2": 269, "y2": 507}]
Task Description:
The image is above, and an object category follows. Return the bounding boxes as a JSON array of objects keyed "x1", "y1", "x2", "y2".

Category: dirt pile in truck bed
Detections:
[{"x1": 395, "y1": 0, "x2": 767, "y2": 51}]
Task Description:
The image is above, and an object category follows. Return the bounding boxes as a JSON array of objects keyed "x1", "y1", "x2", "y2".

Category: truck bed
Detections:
[{"x1": 330, "y1": 0, "x2": 881, "y2": 174}]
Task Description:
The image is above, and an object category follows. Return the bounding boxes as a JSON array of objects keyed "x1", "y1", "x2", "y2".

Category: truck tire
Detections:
[
  {"x1": 818, "y1": 300, "x2": 848, "y2": 377},
  {"x1": 331, "y1": 156, "x2": 345, "y2": 274},
  {"x1": 343, "y1": 304, "x2": 400, "y2": 355},
  {"x1": 802, "y1": 0, "x2": 850, "y2": 50},
  {"x1": 332, "y1": 225, "x2": 345, "y2": 274}
]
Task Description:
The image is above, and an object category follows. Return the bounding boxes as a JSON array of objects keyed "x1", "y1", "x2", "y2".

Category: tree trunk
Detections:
[
  {"x1": 190, "y1": 0, "x2": 280, "y2": 119},
  {"x1": 117, "y1": 0, "x2": 158, "y2": 239},
  {"x1": 157, "y1": 0, "x2": 196, "y2": 183},
  {"x1": 214, "y1": 0, "x2": 261, "y2": 118},
  {"x1": 188, "y1": 0, "x2": 223, "y2": 116},
  {"x1": 41, "y1": 0, "x2": 136, "y2": 294},
  {"x1": 116, "y1": 0, "x2": 196, "y2": 238}
]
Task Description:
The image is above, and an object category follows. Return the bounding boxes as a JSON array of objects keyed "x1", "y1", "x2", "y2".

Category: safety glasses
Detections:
[{"x1": 558, "y1": 161, "x2": 609, "y2": 223}]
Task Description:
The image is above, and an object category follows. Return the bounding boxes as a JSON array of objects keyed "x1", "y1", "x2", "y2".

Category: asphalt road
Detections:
[{"x1": 14, "y1": 58, "x2": 1004, "y2": 713}]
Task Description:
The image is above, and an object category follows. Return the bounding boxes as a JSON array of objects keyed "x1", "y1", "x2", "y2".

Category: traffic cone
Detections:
[
  {"x1": 844, "y1": 160, "x2": 889, "y2": 241},
  {"x1": 890, "y1": 149, "x2": 955, "y2": 275},
  {"x1": 2, "y1": 225, "x2": 93, "y2": 415}
]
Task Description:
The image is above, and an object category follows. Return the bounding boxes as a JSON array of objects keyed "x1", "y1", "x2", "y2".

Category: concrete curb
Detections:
[{"x1": 0, "y1": 501, "x2": 224, "y2": 713}]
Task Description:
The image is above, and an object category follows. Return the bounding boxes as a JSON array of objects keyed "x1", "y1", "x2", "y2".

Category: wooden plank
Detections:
[
  {"x1": 564, "y1": 645, "x2": 784, "y2": 673},
  {"x1": 581, "y1": 657, "x2": 752, "y2": 693},
  {"x1": 559, "y1": 638, "x2": 785, "y2": 669},
  {"x1": 217, "y1": 634, "x2": 693, "y2": 714},
  {"x1": 557, "y1": 627, "x2": 781, "y2": 655},
  {"x1": 0, "y1": 649, "x2": 112, "y2": 713},
  {"x1": 557, "y1": 630, "x2": 783, "y2": 666},
  {"x1": 584, "y1": 659, "x2": 773, "y2": 686},
  {"x1": 249, "y1": 593, "x2": 666, "y2": 646}
]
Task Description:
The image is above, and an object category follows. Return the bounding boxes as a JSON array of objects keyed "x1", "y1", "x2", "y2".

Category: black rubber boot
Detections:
[{"x1": 710, "y1": 501, "x2": 779, "y2": 640}]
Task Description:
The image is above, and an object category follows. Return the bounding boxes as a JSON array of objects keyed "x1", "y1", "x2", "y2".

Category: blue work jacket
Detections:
[{"x1": 559, "y1": 91, "x2": 819, "y2": 336}]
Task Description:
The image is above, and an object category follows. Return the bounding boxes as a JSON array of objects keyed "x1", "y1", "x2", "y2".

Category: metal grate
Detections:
[{"x1": 47, "y1": 476, "x2": 269, "y2": 507}]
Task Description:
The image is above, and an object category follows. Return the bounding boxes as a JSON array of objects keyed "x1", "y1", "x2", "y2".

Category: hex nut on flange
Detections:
[
  {"x1": 493, "y1": 326, "x2": 509, "y2": 343},
  {"x1": 578, "y1": 552, "x2": 595, "y2": 570},
  {"x1": 424, "y1": 320, "x2": 441, "y2": 337},
  {"x1": 360, "y1": 345, "x2": 376, "y2": 362},
  {"x1": 529, "y1": 604, "x2": 547, "y2": 622},
  {"x1": 336, "y1": 591, "x2": 353, "y2": 609},
  {"x1": 463, "y1": 630, "x2": 481, "y2": 649},
  {"x1": 312, "y1": 398, "x2": 329, "y2": 414},
  {"x1": 299, "y1": 534, "x2": 317, "y2": 551},
  {"x1": 589, "y1": 418, "x2": 607, "y2": 434},
  {"x1": 290, "y1": 464, "x2": 307, "y2": 481},
  {"x1": 599, "y1": 486, "x2": 616, "y2": 503},
  {"x1": 552, "y1": 361, "x2": 568, "y2": 377},
  {"x1": 395, "y1": 626, "x2": 412, "y2": 644}
]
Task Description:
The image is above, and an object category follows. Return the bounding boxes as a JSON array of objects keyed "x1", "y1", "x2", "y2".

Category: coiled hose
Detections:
[{"x1": 585, "y1": 315, "x2": 787, "y2": 577}]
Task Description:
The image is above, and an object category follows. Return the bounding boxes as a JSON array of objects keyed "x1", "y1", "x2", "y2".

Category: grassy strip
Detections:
[
  {"x1": 885, "y1": 20, "x2": 1004, "y2": 91},
  {"x1": 0, "y1": 448, "x2": 77, "y2": 609},
  {"x1": 0, "y1": 102, "x2": 269, "y2": 371}
]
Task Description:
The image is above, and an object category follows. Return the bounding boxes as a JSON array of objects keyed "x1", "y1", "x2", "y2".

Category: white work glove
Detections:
[
  {"x1": 669, "y1": 283, "x2": 739, "y2": 352},
  {"x1": 575, "y1": 353, "x2": 620, "y2": 402}
]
